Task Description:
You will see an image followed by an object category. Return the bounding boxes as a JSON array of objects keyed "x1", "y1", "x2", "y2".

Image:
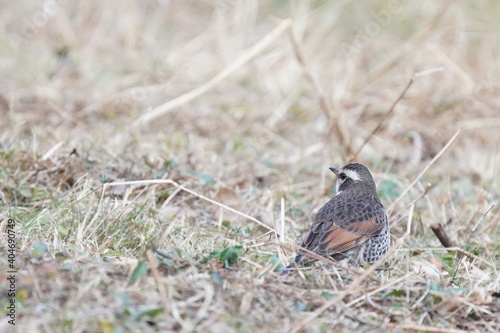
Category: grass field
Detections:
[{"x1": 1, "y1": 1, "x2": 500, "y2": 332}]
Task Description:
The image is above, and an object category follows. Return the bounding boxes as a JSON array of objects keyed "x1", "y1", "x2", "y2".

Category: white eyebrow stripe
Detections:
[{"x1": 343, "y1": 169, "x2": 361, "y2": 181}]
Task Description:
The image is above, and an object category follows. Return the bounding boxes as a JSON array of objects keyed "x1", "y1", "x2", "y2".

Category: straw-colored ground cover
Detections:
[{"x1": 1, "y1": 1, "x2": 499, "y2": 332}]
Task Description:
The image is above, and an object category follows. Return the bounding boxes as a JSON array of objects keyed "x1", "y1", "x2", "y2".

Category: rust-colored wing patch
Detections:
[
  {"x1": 318, "y1": 217, "x2": 383, "y2": 255},
  {"x1": 295, "y1": 193, "x2": 388, "y2": 264}
]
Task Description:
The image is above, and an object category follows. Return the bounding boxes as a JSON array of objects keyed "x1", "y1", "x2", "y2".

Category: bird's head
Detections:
[{"x1": 329, "y1": 163, "x2": 377, "y2": 193}]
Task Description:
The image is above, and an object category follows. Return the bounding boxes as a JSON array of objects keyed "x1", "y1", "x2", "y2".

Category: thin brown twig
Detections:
[
  {"x1": 103, "y1": 179, "x2": 275, "y2": 233},
  {"x1": 388, "y1": 128, "x2": 462, "y2": 211},
  {"x1": 451, "y1": 204, "x2": 496, "y2": 281},
  {"x1": 290, "y1": 204, "x2": 414, "y2": 333},
  {"x1": 350, "y1": 77, "x2": 414, "y2": 161},
  {"x1": 398, "y1": 247, "x2": 495, "y2": 269},
  {"x1": 345, "y1": 273, "x2": 412, "y2": 308},
  {"x1": 288, "y1": 28, "x2": 350, "y2": 155},
  {"x1": 280, "y1": 243, "x2": 381, "y2": 283},
  {"x1": 136, "y1": 19, "x2": 292, "y2": 125},
  {"x1": 390, "y1": 183, "x2": 431, "y2": 221},
  {"x1": 351, "y1": 0, "x2": 454, "y2": 90},
  {"x1": 386, "y1": 323, "x2": 466, "y2": 333},
  {"x1": 289, "y1": 247, "x2": 393, "y2": 333},
  {"x1": 145, "y1": 249, "x2": 170, "y2": 324},
  {"x1": 431, "y1": 223, "x2": 457, "y2": 248}
]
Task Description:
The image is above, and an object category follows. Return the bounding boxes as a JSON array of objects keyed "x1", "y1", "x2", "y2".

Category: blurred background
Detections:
[
  {"x1": 1, "y1": 1, "x2": 499, "y2": 331},
  {"x1": 2, "y1": 0, "x2": 499, "y2": 235}
]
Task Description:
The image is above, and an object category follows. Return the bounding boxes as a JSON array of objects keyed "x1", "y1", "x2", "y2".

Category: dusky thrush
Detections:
[{"x1": 287, "y1": 163, "x2": 390, "y2": 271}]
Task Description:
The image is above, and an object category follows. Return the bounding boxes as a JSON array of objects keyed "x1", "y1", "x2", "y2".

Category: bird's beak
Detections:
[{"x1": 329, "y1": 167, "x2": 340, "y2": 176}]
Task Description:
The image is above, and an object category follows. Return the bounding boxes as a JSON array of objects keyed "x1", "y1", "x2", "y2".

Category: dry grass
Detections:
[{"x1": 1, "y1": 1, "x2": 500, "y2": 332}]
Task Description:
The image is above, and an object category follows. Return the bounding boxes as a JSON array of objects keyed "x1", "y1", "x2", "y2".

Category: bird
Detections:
[{"x1": 285, "y1": 163, "x2": 390, "y2": 272}]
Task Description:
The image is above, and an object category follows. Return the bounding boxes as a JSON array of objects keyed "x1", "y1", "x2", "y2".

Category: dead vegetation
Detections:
[{"x1": 1, "y1": 1, "x2": 499, "y2": 332}]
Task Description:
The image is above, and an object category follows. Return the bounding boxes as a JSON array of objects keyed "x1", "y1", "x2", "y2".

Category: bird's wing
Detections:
[{"x1": 300, "y1": 199, "x2": 386, "y2": 257}]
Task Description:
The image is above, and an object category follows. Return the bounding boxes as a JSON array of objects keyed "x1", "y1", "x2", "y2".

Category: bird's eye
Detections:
[{"x1": 339, "y1": 173, "x2": 347, "y2": 180}]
